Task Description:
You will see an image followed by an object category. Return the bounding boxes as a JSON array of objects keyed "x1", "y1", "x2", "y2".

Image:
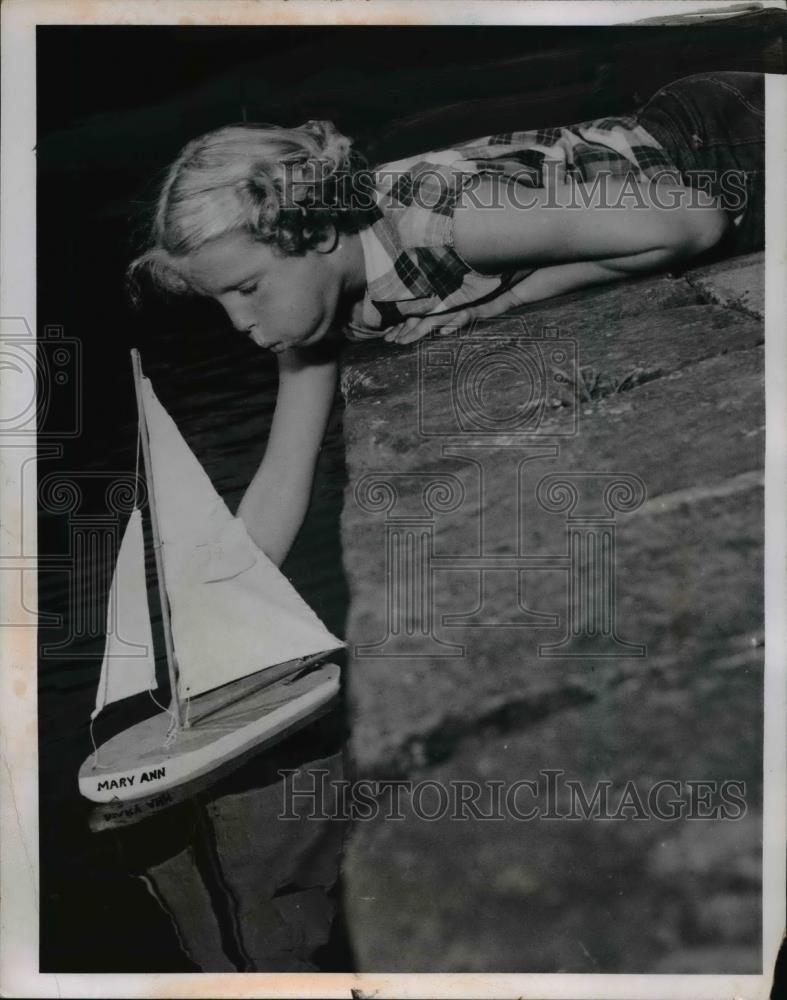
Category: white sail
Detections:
[
  {"x1": 140, "y1": 378, "x2": 343, "y2": 702},
  {"x1": 92, "y1": 507, "x2": 157, "y2": 719}
]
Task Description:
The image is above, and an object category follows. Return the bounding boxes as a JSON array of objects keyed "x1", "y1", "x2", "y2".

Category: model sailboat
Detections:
[{"x1": 78, "y1": 350, "x2": 344, "y2": 803}]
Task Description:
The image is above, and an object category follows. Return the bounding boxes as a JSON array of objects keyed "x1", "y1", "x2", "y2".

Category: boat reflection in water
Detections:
[{"x1": 88, "y1": 716, "x2": 352, "y2": 971}]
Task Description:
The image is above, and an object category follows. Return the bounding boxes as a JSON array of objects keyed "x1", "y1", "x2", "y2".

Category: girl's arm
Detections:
[
  {"x1": 454, "y1": 174, "x2": 729, "y2": 271},
  {"x1": 385, "y1": 253, "x2": 681, "y2": 344},
  {"x1": 385, "y1": 174, "x2": 729, "y2": 344},
  {"x1": 237, "y1": 345, "x2": 339, "y2": 566}
]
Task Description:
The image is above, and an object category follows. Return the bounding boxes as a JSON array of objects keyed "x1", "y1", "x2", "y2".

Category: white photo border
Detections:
[{"x1": 1, "y1": 2, "x2": 784, "y2": 997}]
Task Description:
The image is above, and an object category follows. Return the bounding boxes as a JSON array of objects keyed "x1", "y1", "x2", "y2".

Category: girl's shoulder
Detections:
[{"x1": 347, "y1": 146, "x2": 513, "y2": 340}]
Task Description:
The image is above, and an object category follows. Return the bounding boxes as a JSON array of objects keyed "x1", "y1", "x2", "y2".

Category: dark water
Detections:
[{"x1": 37, "y1": 318, "x2": 353, "y2": 972}]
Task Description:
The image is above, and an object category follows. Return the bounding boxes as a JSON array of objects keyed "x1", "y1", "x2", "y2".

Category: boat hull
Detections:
[{"x1": 79, "y1": 662, "x2": 340, "y2": 803}]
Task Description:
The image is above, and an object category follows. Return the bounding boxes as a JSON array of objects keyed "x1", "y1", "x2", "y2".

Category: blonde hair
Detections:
[{"x1": 128, "y1": 119, "x2": 364, "y2": 300}]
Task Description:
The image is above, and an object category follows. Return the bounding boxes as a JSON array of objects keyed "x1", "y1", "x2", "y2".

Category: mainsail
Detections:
[
  {"x1": 92, "y1": 507, "x2": 157, "y2": 719},
  {"x1": 140, "y1": 377, "x2": 343, "y2": 702}
]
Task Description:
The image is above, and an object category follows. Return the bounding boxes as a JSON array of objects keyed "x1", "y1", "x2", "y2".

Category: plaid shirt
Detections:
[{"x1": 346, "y1": 115, "x2": 678, "y2": 340}]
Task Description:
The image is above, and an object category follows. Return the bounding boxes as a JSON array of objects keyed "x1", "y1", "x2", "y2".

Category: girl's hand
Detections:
[{"x1": 382, "y1": 281, "x2": 531, "y2": 346}]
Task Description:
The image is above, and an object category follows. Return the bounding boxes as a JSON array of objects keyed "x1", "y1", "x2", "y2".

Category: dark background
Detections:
[{"x1": 36, "y1": 12, "x2": 784, "y2": 972}]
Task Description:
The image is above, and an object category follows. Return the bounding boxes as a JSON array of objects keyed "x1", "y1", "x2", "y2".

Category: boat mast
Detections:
[{"x1": 130, "y1": 349, "x2": 183, "y2": 729}]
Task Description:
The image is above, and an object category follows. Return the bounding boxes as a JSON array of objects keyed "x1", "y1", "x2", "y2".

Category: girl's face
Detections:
[{"x1": 184, "y1": 231, "x2": 351, "y2": 353}]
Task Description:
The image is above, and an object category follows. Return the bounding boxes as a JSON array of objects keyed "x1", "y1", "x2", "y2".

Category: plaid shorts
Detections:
[{"x1": 347, "y1": 114, "x2": 679, "y2": 339}]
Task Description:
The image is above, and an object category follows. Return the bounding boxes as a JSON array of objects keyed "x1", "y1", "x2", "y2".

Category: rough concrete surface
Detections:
[
  {"x1": 684, "y1": 253, "x2": 766, "y2": 321},
  {"x1": 338, "y1": 253, "x2": 765, "y2": 972}
]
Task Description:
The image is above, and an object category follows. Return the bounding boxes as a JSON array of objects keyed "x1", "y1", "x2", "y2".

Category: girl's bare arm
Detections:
[
  {"x1": 454, "y1": 174, "x2": 728, "y2": 271},
  {"x1": 237, "y1": 346, "x2": 339, "y2": 566},
  {"x1": 385, "y1": 253, "x2": 686, "y2": 344},
  {"x1": 384, "y1": 174, "x2": 728, "y2": 344}
]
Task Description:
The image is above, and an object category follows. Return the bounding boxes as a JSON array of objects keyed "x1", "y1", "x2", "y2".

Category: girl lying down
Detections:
[{"x1": 129, "y1": 71, "x2": 764, "y2": 564}]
